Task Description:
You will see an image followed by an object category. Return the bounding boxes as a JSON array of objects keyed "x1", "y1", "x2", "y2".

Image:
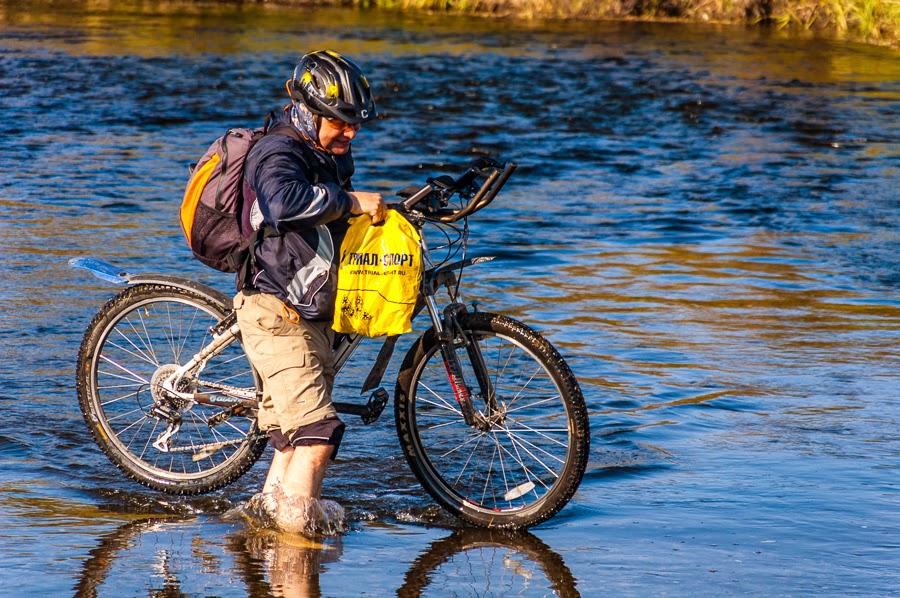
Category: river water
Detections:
[{"x1": 1, "y1": 1, "x2": 898, "y2": 596}]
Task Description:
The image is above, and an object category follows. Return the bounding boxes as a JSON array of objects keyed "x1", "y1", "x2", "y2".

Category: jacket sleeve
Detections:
[{"x1": 251, "y1": 144, "x2": 353, "y2": 233}]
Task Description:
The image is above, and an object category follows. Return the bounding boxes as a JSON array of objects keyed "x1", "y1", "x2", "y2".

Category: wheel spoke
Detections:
[
  {"x1": 498, "y1": 430, "x2": 562, "y2": 479},
  {"x1": 404, "y1": 315, "x2": 588, "y2": 525},
  {"x1": 423, "y1": 418, "x2": 467, "y2": 431},
  {"x1": 127, "y1": 310, "x2": 160, "y2": 367},
  {"x1": 505, "y1": 432, "x2": 566, "y2": 471},
  {"x1": 438, "y1": 430, "x2": 486, "y2": 460},
  {"x1": 416, "y1": 391, "x2": 464, "y2": 416},
  {"x1": 80, "y1": 288, "x2": 263, "y2": 490},
  {"x1": 454, "y1": 431, "x2": 487, "y2": 488},
  {"x1": 493, "y1": 436, "x2": 551, "y2": 492},
  {"x1": 479, "y1": 442, "x2": 498, "y2": 504},
  {"x1": 503, "y1": 366, "x2": 545, "y2": 413},
  {"x1": 106, "y1": 334, "x2": 159, "y2": 369},
  {"x1": 99, "y1": 355, "x2": 150, "y2": 385},
  {"x1": 99, "y1": 389, "x2": 143, "y2": 408},
  {"x1": 105, "y1": 406, "x2": 147, "y2": 423},
  {"x1": 503, "y1": 395, "x2": 561, "y2": 415},
  {"x1": 504, "y1": 419, "x2": 569, "y2": 448}
]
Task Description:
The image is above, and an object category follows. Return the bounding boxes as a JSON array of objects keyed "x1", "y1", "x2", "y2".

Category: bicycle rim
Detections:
[
  {"x1": 84, "y1": 288, "x2": 261, "y2": 486},
  {"x1": 401, "y1": 314, "x2": 587, "y2": 525}
]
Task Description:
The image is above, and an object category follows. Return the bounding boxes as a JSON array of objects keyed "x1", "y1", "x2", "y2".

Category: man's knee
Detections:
[{"x1": 268, "y1": 417, "x2": 345, "y2": 460}]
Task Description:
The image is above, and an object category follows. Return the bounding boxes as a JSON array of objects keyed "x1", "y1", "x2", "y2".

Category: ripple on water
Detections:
[{"x1": 0, "y1": 4, "x2": 898, "y2": 594}]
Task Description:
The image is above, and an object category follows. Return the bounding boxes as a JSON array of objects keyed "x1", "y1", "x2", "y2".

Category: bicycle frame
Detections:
[
  {"x1": 70, "y1": 158, "x2": 591, "y2": 529},
  {"x1": 70, "y1": 158, "x2": 516, "y2": 449},
  {"x1": 145, "y1": 223, "x2": 496, "y2": 429}
]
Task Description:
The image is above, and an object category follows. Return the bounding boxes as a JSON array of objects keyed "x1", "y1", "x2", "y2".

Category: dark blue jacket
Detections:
[{"x1": 242, "y1": 109, "x2": 355, "y2": 320}]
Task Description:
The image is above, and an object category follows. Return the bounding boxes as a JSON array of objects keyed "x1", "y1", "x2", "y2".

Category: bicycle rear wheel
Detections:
[
  {"x1": 395, "y1": 312, "x2": 590, "y2": 529},
  {"x1": 76, "y1": 284, "x2": 267, "y2": 495}
]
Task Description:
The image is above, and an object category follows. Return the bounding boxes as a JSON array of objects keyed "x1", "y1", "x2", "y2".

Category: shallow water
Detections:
[{"x1": 1, "y1": 1, "x2": 898, "y2": 595}]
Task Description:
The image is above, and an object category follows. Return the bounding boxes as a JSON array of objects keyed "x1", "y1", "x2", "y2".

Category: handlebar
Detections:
[{"x1": 397, "y1": 158, "x2": 517, "y2": 223}]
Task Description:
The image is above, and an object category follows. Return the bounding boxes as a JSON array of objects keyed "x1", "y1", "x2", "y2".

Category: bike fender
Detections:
[
  {"x1": 126, "y1": 274, "x2": 232, "y2": 310},
  {"x1": 425, "y1": 256, "x2": 495, "y2": 280},
  {"x1": 424, "y1": 256, "x2": 495, "y2": 294},
  {"x1": 69, "y1": 257, "x2": 232, "y2": 309},
  {"x1": 68, "y1": 257, "x2": 131, "y2": 285}
]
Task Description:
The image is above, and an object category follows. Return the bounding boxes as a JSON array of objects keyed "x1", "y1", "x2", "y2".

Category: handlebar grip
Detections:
[
  {"x1": 473, "y1": 161, "x2": 516, "y2": 211},
  {"x1": 396, "y1": 159, "x2": 516, "y2": 222},
  {"x1": 437, "y1": 169, "x2": 500, "y2": 223}
]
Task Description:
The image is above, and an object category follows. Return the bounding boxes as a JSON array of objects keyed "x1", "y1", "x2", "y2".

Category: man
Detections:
[{"x1": 234, "y1": 50, "x2": 385, "y2": 515}]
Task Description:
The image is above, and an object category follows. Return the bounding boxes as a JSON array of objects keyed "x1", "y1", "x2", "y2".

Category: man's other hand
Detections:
[{"x1": 349, "y1": 191, "x2": 386, "y2": 224}]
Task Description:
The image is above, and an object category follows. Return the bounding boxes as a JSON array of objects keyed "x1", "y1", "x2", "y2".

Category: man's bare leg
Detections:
[
  {"x1": 264, "y1": 447, "x2": 295, "y2": 494},
  {"x1": 263, "y1": 445, "x2": 331, "y2": 498},
  {"x1": 281, "y1": 445, "x2": 332, "y2": 499}
]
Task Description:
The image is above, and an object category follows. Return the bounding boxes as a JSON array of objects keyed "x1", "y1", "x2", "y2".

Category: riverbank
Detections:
[
  {"x1": 9, "y1": 0, "x2": 897, "y2": 46},
  {"x1": 284, "y1": 0, "x2": 900, "y2": 46}
]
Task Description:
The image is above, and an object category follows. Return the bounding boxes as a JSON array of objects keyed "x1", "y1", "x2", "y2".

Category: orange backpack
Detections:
[{"x1": 180, "y1": 126, "x2": 266, "y2": 272}]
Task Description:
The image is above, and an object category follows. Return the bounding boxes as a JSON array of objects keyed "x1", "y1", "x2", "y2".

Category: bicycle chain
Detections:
[
  {"x1": 165, "y1": 434, "x2": 267, "y2": 454},
  {"x1": 198, "y1": 380, "x2": 258, "y2": 401}
]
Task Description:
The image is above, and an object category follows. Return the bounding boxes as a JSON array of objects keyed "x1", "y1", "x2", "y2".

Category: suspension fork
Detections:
[
  {"x1": 459, "y1": 311, "x2": 501, "y2": 421},
  {"x1": 424, "y1": 297, "x2": 496, "y2": 431}
]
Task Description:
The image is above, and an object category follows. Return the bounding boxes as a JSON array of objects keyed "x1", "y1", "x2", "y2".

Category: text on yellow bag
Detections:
[{"x1": 333, "y1": 211, "x2": 422, "y2": 337}]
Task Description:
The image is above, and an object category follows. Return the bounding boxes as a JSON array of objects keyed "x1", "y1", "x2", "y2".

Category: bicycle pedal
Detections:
[{"x1": 361, "y1": 388, "x2": 389, "y2": 425}]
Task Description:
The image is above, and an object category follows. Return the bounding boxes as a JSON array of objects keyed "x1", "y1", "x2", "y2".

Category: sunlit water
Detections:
[{"x1": 0, "y1": 1, "x2": 898, "y2": 595}]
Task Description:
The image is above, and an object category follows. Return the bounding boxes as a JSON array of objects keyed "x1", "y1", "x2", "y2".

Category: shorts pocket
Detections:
[
  {"x1": 253, "y1": 297, "x2": 297, "y2": 336},
  {"x1": 266, "y1": 355, "x2": 328, "y2": 419}
]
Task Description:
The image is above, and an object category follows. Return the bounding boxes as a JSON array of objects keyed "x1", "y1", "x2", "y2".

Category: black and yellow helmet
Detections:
[{"x1": 288, "y1": 50, "x2": 377, "y2": 125}]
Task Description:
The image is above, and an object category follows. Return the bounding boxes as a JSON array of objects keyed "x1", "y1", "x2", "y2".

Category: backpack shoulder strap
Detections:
[
  {"x1": 262, "y1": 109, "x2": 303, "y2": 142},
  {"x1": 263, "y1": 122, "x2": 320, "y2": 186},
  {"x1": 267, "y1": 124, "x2": 303, "y2": 143},
  {"x1": 235, "y1": 226, "x2": 282, "y2": 291}
]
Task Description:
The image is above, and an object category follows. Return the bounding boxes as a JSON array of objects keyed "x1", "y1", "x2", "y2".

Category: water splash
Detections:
[{"x1": 229, "y1": 489, "x2": 347, "y2": 537}]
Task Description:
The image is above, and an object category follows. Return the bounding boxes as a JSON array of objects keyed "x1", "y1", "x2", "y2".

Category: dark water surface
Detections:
[{"x1": 1, "y1": 1, "x2": 898, "y2": 595}]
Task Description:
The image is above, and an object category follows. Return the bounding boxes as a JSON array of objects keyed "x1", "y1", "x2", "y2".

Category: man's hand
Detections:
[{"x1": 348, "y1": 191, "x2": 386, "y2": 224}]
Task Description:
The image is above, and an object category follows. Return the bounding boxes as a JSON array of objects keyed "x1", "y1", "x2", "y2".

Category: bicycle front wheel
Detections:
[
  {"x1": 395, "y1": 312, "x2": 590, "y2": 529},
  {"x1": 76, "y1": 284, "x2": 267, "y2": 495}
]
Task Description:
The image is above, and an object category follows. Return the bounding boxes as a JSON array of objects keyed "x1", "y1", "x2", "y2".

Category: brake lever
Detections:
[
  {"x1": 427, "y1": 175, "x2": 455, "y2": 190},
  {"x1": 395, "y1": 184, "x2": 422, "y2": 199}
]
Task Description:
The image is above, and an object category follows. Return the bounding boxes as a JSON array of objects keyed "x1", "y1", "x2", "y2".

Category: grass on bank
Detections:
[
  {"x1": 352, "y1": 0, "x2": 900, "y2": 45},
  {"x1": 772, "y1": 0, "x2": 900, "y2": 42}
]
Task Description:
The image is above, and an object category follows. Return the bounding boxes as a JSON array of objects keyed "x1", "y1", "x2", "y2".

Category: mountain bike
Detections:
[{"x1": 71, "y1": 158, "x2": 590, "y2": 529}]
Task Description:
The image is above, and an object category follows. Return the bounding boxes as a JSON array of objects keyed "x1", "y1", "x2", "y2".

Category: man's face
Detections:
[{"x1": 318, "y1": 117, "x2": 360, "y2": 155}]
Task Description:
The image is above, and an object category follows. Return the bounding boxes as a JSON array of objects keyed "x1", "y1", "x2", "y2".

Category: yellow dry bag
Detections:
[{"x1": 333, "y1": 210, "x2": 422, "y2": 337}]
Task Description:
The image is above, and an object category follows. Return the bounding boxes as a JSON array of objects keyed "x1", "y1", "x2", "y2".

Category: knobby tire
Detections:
[
  {"x1": 75, "y1": 284, "x2": 266, "y2": 495},
  {"x1": 395, "y1": 312, "x2": 590, "y2": 529}
]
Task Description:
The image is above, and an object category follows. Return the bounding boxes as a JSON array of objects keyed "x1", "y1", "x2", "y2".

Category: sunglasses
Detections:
[{"x1": 324, "y1": 117, "x2": 361, "y2": 132}]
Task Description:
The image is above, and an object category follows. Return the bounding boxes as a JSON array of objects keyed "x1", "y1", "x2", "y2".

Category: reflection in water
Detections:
[
  {"x1": 73, "y1": 517, "x2": 343, "y2": 598},
  {"x1": 398, "y1": 529, "x2": 580, "y2": 598},
  {"x1": 73, "y1": 518, "x2": 577, "y2": 598},
  {"x1": 233, "y1": 528, "x2": 343, "y2": 598},
  {"x1": 74, "y1": 518, "x2": 193, "y2": 598}
]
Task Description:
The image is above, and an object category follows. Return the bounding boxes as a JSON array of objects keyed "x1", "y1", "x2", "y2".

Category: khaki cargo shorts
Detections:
[{"x1": 234, "y1": 290, "x2": 339, "y2": 440}]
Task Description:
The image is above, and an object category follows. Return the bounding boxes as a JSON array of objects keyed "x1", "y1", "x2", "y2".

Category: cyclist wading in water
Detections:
[{"x1": 233, "y1": 50, "x2": 385, "y2": 528}]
